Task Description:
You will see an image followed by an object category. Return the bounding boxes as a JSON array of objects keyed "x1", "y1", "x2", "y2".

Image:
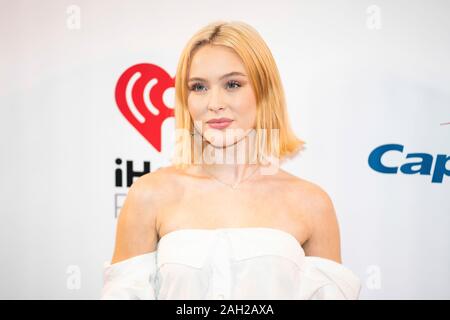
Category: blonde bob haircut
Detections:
[{"x1": 172, "y1": 20, "x2": 306, "y2": 169}]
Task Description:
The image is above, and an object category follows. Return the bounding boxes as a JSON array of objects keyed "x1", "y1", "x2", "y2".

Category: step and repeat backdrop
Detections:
[{"x1": 1, "y1": 0, "x2": 448, "y2": 299}]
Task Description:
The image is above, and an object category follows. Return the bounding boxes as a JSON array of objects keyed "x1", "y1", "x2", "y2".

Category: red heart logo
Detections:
[{"x1": 115, "y1": 63, "x2": 175, "y2": 152}]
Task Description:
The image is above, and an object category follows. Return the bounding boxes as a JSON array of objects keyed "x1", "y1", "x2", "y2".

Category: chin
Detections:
[
  {"x1": 204, "y1": 136, "x2": 231, "y2": 148},
  {"x1": 202, "y1": 128, "x2": 252, "y2": 149}
]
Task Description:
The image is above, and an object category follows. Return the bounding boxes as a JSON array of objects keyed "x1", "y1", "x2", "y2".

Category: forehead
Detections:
[{"x1": 189, "y1": 45, "x2": 247, "y2": 76}]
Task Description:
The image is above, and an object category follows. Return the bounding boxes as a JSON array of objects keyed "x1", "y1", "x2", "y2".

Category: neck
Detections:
[{"x1": 194, "y1": 134, "x2": 260, "y2": 186}]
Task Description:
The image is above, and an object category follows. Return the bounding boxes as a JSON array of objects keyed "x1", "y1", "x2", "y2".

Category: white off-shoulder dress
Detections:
[{"x1": 101, "y1": 227, "x2": 361, "y2": 300}]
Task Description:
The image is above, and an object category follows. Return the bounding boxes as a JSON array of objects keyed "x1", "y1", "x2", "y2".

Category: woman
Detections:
[{"x1": 102, "y1": 20, "x2": 361, "y2": 300}]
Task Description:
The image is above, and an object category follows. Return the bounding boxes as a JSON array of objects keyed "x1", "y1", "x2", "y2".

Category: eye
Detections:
[
  {"x1": 226, "y1": 80, "x2": 241, "y2": 90},
  {"x1": 188, "y1": 80, "x2": 242, "y2": 92},
  {"x1": 189, "y1": 82, "x2": 206, "y2": 92}
]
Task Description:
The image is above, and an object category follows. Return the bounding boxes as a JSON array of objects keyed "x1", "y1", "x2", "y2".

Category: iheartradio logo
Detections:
[{"x1": 115, "y1": 63, "x2": 175, "y2": 152}]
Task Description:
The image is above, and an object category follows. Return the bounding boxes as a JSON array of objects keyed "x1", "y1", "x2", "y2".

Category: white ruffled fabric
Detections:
[
  {"x1": 101, "y1": 228, "x2": 361, "y2": 300},
  {"x1": 101, "y1": 252, "x2": 157, "y2": 300}
]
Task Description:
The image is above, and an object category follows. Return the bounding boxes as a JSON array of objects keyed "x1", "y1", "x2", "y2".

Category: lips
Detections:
[
  {"x1": 206, "y1": 117, "x2": 233, "y2": 130},
  {"x1": 207, "y1": 117, "x2": 233, "y2": 124}
]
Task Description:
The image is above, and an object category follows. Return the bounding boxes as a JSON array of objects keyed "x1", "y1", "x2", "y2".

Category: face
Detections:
[{"x1": 187, "y1": 45, "x2": 257, "y2": 148}]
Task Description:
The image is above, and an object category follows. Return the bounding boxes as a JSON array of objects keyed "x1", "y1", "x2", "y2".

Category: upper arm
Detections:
[
  {"x1": 110, "y1": 173, "x2": 160, "y2": 264},
  {"x1": 302, "y1": 184, "x2": 342, "y2": 264}
]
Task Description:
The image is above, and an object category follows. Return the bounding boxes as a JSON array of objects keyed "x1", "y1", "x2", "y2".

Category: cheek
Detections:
[
  {"x1": 234, "y1": 90, "x2": 257, "y2": 122},
  {"x1": 187, "y1": 95, "x2": 202, "y2": 119}
]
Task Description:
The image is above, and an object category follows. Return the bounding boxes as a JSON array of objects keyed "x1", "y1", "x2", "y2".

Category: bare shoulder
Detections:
[
  {"x1": 277, "y1": 169, "x2": 341, "y2": 262},
  {"x1": 288, "y1": 172, "x2": 333, "y2": 211},
  {"x1": 273, "y1": 169, "x2": 335, "y2": 226},
  {"x1": 276, "y1": 169, "x2": 332, "y2": 203},
  {"x1": 137, "y1": 165, "x2": 182, "y2": 197},
  {"x1": 110, "y1": 167, "x2": 173, "y2": 264},
  {"x1": 131, "y1": 165, "x2": 184, "y2": 211}
]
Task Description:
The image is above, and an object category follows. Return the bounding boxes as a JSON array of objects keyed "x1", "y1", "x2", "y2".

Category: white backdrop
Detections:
[{"x1": 0, "y1": 0, "x2": 449, "y2": 299}]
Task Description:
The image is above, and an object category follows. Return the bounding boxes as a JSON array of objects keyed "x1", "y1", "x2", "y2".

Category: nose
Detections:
[
  {"x1": 207, "y1": 86, "x2": 225, "y2": 112},
  {"x1": 208, "y1": 104, "x2": 225, "y2": 112}
]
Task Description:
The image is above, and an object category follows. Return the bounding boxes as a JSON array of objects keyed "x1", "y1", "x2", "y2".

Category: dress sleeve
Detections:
[
  {"x1": 101, "y1": 252, "x2": 158, "y2": 300},
  {"x1": 298, "y1": 256, "x2": 362, "y2": 300}
]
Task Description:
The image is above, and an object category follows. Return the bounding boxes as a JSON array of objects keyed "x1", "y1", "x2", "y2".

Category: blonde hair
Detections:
[{"x1": 172, "y1": 20, "x2": 306, "y2": 169}]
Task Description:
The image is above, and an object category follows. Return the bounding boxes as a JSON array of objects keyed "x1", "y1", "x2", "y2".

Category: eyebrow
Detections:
[{"x1": 188, "y1": 71, "x2": 247, "y2": 83}]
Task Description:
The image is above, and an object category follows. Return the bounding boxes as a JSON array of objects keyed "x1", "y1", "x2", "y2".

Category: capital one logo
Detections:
[
  {"x1": 368, "y1": 144, "x2": 449, "y2": 183},
  {"x1": 115, "y1": 63, "x2": 175, "y2": 152}
]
